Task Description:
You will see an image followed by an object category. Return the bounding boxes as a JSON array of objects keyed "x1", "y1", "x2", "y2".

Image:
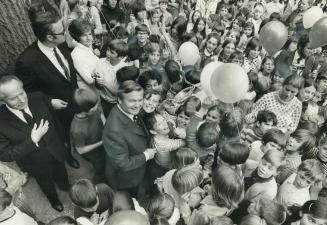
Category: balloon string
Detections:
[{"x1": 232, "y1": 104, "x2": 242, "y2": 142}]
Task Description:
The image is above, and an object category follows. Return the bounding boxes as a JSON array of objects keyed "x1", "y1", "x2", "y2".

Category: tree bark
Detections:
[{"x1": 0, "y1": 0, "x2": 36, "y2": 77}]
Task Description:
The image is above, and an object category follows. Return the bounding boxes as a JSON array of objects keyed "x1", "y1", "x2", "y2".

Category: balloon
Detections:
[
  {"x1": 210, "y1": 63, "x2": 249, "y2": 104},
  {"x1": 259, "y1": 21, "x2": 288, "y2": 56},
  {"x1": 200, "y1": 61, "x2": 223, "y2": 97},
  {"x1": 303, "y1": 6, "x2": 324, "y2": 29},
  {"x1": 309, "y1": 16, "x2": 327, "y2": 48},
  {"x1": 178, "y1": 42, "x2": 200, "y2": 66}
]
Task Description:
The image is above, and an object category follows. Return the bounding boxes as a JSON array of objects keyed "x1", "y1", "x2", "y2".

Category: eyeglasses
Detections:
[
  {"x1": 49, "y1": 30, "x2": 66, "y2": 36},
  {"x1": 137, "y1": 32, "x2": 148, "y2": 36}
]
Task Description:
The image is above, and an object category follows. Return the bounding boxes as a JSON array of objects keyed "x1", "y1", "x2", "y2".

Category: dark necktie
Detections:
[
  {"x1": 53, "y1": 48, "x2": 71, "y2": 80},
  {"x1": 20, "y1": 109, "x2": 34, "y2": 126}
]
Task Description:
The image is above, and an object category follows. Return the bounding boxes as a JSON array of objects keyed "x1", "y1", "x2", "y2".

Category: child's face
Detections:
[
  {"x1": 253, "y1": 6, "x2": 264, "y2": 20},
  {"x1": 293, "y1": 171, "x2": 315, "y2": 188},
  {"x1": 137, "y1": 31, "x2": 149, "y2": 44},
  {"x1": 298, "y1": 86, "x2": 316, "y2": 102},
  {"x1": 193, "y1": 12, "x2": 201, "y2": 22},
  {"x1": 108, "y1": 0, "x2": 118, "y2": 8},
  {"x1": 143, "y1": 94, "x2": 160, "y2": 113},
  {"x1": 151, "y1": 0, "x2": 159, "y2": 6},
  {"x1": 248, "y1": 47, "x2": 260, "y2": 59},
  {"x1": 223, "y1": 43, "x2": 236, "y2": 57},
  {"x1": 152, "y1": 114, "x2": 170, "y2": 135},
  {"x1": 262, "y1": 142, "x2": 281, "y2": 153},
  {"x1": 220, "y1": 8, "x2": 228, "y2": 17},
  {"x1": 159, "y1": 2, "x2": 168, "y2": 11},
  {"x1": 163, "y1": 100, "x2": 177, "y2": 115},
  {"x1": 149, "y1": 51, "x2": 161, "y2": 65},
  {"x1": 286, "y1": 137, "x2": 302, "y2": 152},
  {"x1": 137, "y1": 10, "x2": 147, "y2": 20},
  {"x1": 317, "y1": 79, "x2": 327, "y2": 93},
  {"x1": 226, "y1": 32, "x2": 238, "y2": 43},
  {"x1": 145, "y1": 79, "x2": 160, "y2": 91},
  {"x1": 257, "y1": 120, "x2": 274, "y2": 134},
  {"x1": 288, "y1": 42, "x2": 298, "y2": 52},
  {"x1": 318, "y1": 142, "x2": 327, "y2": 162},
  {"x1": 312, "y1": 91, "x2": 322, "y2": 103},
  {"x1": 197, "y1": 20, "x2": 206, "y2": 32},
  {"x1": 185, "y1": 101, "x2": 198, "y2": 116},
  {"x1": 151, "y1": 13, "x2": 160, "y2": 23},
  {"x1": 206, "y1": 37, "x2": 218, "y2": 53},
  {"x1": 206, "y1": 110, "x2": 220, "y2": 123},
  {"x1": 263, "y1": 59, "x2": 275, "y2": 74},
  {"x1": 106, "y1": 48, "x2": 118, "y2": 61},
  {"x1": 79, "y1": 30, "x2": 94, "y2": 48},
  {"x1": 257, "y1": 159, "x2": 277, "y2": 178},
  {"x1": 244, "y1": 27, "x2": 253, "y2": 37},
  {"x1": 176, "y1": 112, "x2": 190, "y2": 128}
]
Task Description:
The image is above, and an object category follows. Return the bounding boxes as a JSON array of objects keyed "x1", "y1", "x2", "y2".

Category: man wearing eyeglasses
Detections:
[{"x1": 15, "y1": 10, "x2": 80, "y2": 197}]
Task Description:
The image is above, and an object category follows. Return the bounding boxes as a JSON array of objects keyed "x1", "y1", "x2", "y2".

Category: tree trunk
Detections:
[{"x1": 0, "y1": 0, "x2": 36, "y2": 77}]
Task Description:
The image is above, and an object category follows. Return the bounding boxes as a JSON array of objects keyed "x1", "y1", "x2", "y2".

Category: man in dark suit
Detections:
[
  {"x1": 102, "y1": 81, "x2": 156, "y2": 197},
  {"x1": 0, "y1": 76, "x2": 70, "y2": 212},
  {"x1": 15, "y1": 10, "x2": 79, "y2": 168}
]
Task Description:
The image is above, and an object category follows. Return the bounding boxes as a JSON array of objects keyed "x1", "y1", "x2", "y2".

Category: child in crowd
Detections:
[
  {"x1": 94, "y1": 39, "x2": 130, "y2": 116},
  {"x1": 69, "y1": 179, "x2": 115, "y2": 221},
  {"x1": 237, "y1": 22, "x2": 255, "y2": 52},
  {"x1": 215, "y1": 143, "x2": 249, "y2": 174},
  {"x1": 276, "y1": 159, "x2": 325, "y2": 208},
  {"x1": 240, "y1": 110, "x2": 277, "y2": 146},
  {"x1": 187, "y1": 121, "x2": 219, "y2": 163},
  {"x1": 146, "y1": 113, "x2": 186, "y2": 179},
  {"x1": 199, "y1": 165, "x2": 244, "y2": 218},
  {"x1": 138, "y1": 69, "x2": 162, "y2": 91},
  {"x1": 71, "y1": 88, "x2": 106, "y2": 183},
  {"x1": 199, "y1": 33, "x2": 221, "y2": 68},
  {"x1": 244, "y1": 128, "x2": 286, "y2": 177},
  {"x1": 276, "y1": 129, "x2": 316, "y2": 184},
  {"x1": 244, "y1": 149, "x2": 285, "y2": 201}
]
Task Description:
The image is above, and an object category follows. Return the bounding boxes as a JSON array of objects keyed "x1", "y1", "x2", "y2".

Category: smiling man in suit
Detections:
[
  {"x1": 15, "y1": 10, "x2": 79, "y2": 169},
  {"x1": 102, "y1": 81, "x2": 156, "y2": 197},
  {"x1": 0, "y1": 76, "x2": 70, "y2": 212}
]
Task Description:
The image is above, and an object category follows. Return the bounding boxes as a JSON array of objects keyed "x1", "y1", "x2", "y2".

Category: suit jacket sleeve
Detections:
[
  {"x1": 0, "y1": 134, "x2": 38, "y2": 162},
  {"x1": 15, "y1": 59, "x2": 40, "y2": 93},
  {"x1": 103, "y1": 129, "x2": 146, "y2": 172}
]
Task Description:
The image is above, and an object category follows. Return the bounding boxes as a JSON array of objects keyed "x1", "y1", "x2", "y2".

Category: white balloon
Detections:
[
  {"x1": 303, "y1": 6, "x2": 324, "y2": 29},
  {"x1": 200, "y1": 61, "x2": 223, "y2": 97},
  {"x1": 178, "y1": 42, "x2": 200, "y2": 66}
]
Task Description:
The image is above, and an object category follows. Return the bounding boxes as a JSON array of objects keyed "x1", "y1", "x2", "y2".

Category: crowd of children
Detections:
[{"x1": 2, "y1": 0, "x2": 327, "y2": 224}]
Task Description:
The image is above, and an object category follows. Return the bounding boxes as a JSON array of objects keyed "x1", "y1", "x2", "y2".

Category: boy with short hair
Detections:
[
  {"x1": 69, "y1": 179, "x2": 115, "y2": 220},
  {"x1": 276, "y1": 159, "x2": 325, "y2": 207},
  {"x1": 70, "y1": 88, "x2": 106, "y2": 183},
  {"x1": 244, "y1": 149, "x2": 285, "y2": 201},
  {"x1": 241, "y1": 110, "x2": 278, "y2": 146},
  {"x1": 243, "y1": 128, "x2": 286, "y2": 177}
]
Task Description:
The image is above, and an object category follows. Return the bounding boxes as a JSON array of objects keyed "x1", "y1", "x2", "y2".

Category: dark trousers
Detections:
[
  {"x1": 83, "y1": 146, "x2": 106, "y2": 184},
  {"x1": 29, "y1": 156, "x2": 69, "y2": 203}
]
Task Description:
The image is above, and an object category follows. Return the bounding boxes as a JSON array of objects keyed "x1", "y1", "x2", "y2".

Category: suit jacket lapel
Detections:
[
  {"x1": 115, "y1": 107, "x2": 148, "y2": 137},
  {"x1": 1, "y1": 107, "x2": 31, "y2": 133},
  {"x1": 34, "y1": 43, "x2": 71, "y2": 83}
]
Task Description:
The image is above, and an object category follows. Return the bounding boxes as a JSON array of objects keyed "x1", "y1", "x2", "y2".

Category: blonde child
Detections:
[
  {"x1": 243, "y1": 128, "x2": 286, "y2": 177},
  {"x1": 244, "y1": 149, "x2": 285, "y2": 201},
  {"x1": 276, "y1": 129, "x2": 316, "y2": 184},
  {"x1": 276, "y1": 159, "x2": 325, "y2": 208}
]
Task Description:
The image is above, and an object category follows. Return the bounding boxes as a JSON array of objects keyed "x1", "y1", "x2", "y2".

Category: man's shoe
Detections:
[
  {"x1": 67, "y1": 157, "x2": 80, "y2": 169},
  {"x1": 50, "y1": 198, "x2": 64, "y2": 212}
]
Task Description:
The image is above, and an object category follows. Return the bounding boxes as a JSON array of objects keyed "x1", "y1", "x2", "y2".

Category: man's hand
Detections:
[
  {"x1": 144, "y1": 148, "x2": 157, "y2": 160},
  {"x1": 51, "y1": 99, "x2": 68, "y2": 110},
  {"x1": 31, "y1": 119, "x2": 49, "y2": 144}
]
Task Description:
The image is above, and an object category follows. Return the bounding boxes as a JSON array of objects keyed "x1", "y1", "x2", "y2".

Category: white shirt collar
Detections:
[
  {"x1": 6, "y1": 105, "x2": 32, "y2": 123},
  {"x1": 37, "y1": 40, "x2": 55, "y2": 52},
  {"x1": 117, "y1": 104, "x2": 134, "y2": 121}
]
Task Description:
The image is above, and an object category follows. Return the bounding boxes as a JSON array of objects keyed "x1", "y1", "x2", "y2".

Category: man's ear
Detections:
[
  {"x1": 46, "y1": 34, "x2": 55, "y2": 42},
  {"x1": 150, "y1": 130, "x2": 157, "y2": 135}
]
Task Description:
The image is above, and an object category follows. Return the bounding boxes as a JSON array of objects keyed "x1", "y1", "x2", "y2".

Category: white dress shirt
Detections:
[{"x1": 37, "y1": 40, "x2": 70, "y2": 79}]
